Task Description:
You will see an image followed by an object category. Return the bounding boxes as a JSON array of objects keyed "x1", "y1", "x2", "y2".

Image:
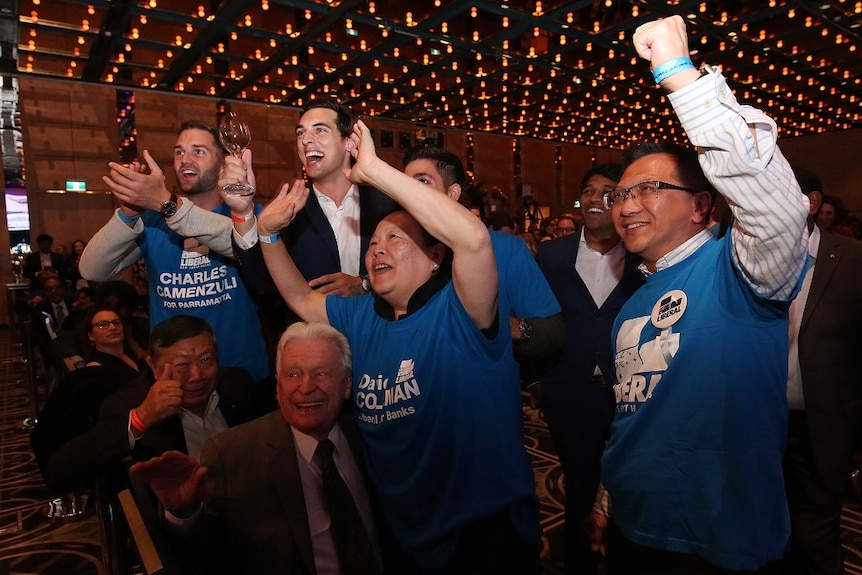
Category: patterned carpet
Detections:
[
  {"x1": 1, "y1": 323, "x2": 860, "y2": 574},
  {"x1": 0, "y1": 332, "x2": 106, "y2": 575}
]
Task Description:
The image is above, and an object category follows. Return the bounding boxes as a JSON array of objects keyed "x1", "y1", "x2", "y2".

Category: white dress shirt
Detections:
[
  {"x1": 293, "y1": 425, "x2": 380, "y2": 575},
  {"x1": 786, "y1": 225, "x2": 820, "y2": 410},
  {"x1": 574, "y1": 228, "x2": 626, "y2": 308},
  {"x1": 313, "y1": 184, "x2": 362, "y2": 278}
]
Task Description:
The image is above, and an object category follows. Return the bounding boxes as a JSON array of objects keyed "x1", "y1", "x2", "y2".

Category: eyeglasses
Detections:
[
  {"x1": 92, "y1": 319, "x2": 122, "y2": 330},
  {"x1": 602, "y1": 180, "x2": 701, "y2": 210},
  {"x1": 581, "y1": 185, "x2": 615, "y2": 198}
]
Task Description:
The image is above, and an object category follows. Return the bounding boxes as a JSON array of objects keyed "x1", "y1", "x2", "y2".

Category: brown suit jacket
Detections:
[
  {"x1": 798, "y1": 229, "x2": 862, "y2": 493},
  {"x1": 190, "y1": 410, "x2": 370, "y2": 575}
]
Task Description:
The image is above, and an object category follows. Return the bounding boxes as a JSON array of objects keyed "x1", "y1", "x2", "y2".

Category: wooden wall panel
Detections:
[
  {"x1": 780, "y1": 130, "x2": 862, "y2": 216},
  {"x1": 520, "y1": 139, "x2": 558, "y2": 211},
  {"x1": 18, "y1": 77, "x2": 117, "y2": 250},
  {"x1": 472, "y1": 131, "x2": 515, "y2": 205}
]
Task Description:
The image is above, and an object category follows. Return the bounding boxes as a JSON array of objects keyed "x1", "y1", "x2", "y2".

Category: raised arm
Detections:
[
  {"x1": 79, "y1": 212, "x2": 144, "y2": 281},
  {"x1": 347, "y1": 120, "x2": 498, "y2": 328},
  {"x1": 256, "y1": 180, "x2": 329, "y2": 324},
  {"x1": 634, "y1": 16, "x2": 808, "y2": 300},
  {"x1": 102, "y1": 150, "x2": 237, "y2": 258}
]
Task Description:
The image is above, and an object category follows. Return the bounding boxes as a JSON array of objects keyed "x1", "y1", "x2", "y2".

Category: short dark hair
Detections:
[
  {"x1": 487, "y1": 211, "x2": 514, "y2": 231},
  {"x1": 622, "y1": 141, "x2": 717, "y2": 207},
  {"x1": 581, "y1": 163, "x2": 623, "y2": 188},
  {"x1": 36, "y1": 233, "x2": 53, "y2": 244},
  {"x1": 178, "y1": 120, "x2": 224, "y2": 156},
  {"x1": 301, "y1": 100, "x2": 356, "y2": 138},
  {"x1": 402, "y1": 146, "x2": 467, "y2": 189},
  {"x1": 149, "y1": 315, "x2": 216, "y2": 359}
]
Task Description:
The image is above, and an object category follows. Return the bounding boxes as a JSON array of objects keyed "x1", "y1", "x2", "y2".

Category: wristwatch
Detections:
[
  {"x1": 160, "y1": 193, "x2": 179, "y2": 218},
  {"x1": 517, "y1": 318, "x2": 533, "y2": 341},
  {"x1": 360, "y1": 275, "x2": 371, "y2": 293}
]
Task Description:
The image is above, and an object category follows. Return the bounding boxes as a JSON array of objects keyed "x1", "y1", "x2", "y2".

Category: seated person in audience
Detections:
[
  {"x1": 27, "y1": 272, "x2": 76, "y2": 379},
  {"x1": 41, "y1": 315, "x2": 273, "y2": 494},
  {"x1": 132, "y1": 322, "x2": 384, "y2": 575},
  {"x1": 23, "y1": 233, "x2": 67, "y2": 287},
  {"x1": 255, "y1": 120, "x2": 542, "y2": 573},
  {"x1": 30, "y1": 306, "x2": 147, "y2": 486},
  {"x1": 51, "y1": 280, "x2": 146, "y2": 376},
  {"x1": 93, "y1": 279, "x2": 149, "y2": 361}
]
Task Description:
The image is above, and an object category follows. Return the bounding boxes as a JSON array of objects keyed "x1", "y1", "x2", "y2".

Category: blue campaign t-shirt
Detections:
[
  {"x1": 327, "y1": 284, "x2": 540, "y2": 570},
  {"x1": 490, "y1": 230, "x2": 561, "y2": 320},
  {"x1": 138, "y1": 205, "x2": 269, "y2": 383},
  {"x1": 603, "y1": 236, "x2": 792, "y2": 570}
]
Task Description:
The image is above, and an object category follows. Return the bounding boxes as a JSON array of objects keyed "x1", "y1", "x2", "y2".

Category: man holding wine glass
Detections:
[
  {"x1": 187, "y1": 100, "x2": 399, "y2": 338},
  {"x1": 79, "y1": 120, "x2": 271, "y2": 385}
]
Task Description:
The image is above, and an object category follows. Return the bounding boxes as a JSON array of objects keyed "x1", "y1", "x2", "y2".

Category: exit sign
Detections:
[{"x1": 66, "y1": 180, "x2": 87, "y2": 192}]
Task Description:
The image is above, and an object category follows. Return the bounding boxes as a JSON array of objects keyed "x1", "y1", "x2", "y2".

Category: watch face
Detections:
[{"x1": 160, "y1": 195, "x2": 178, "y2": 217}]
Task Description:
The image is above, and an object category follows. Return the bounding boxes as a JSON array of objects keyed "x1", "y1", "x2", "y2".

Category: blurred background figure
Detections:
[{"x1": 816, "y1": 195, "x2": 855, "y2": 238}]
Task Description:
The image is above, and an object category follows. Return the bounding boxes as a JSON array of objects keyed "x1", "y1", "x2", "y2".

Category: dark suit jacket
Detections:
[
  {"x1": 798, "y1": 230, "x2": 862, "y2": 493},
  {"x1": 42, "y1": 367, "x2": 272, "y2": 493},
  {"x1": 534, "y1": 234, "x2": 643, "y2": 519},
  {"x1": 236, "y1": 184, "x2": 399, "y2": 293},
  {"x1": 23, "y1": 251, "x2": 67, "y2": 282},
  {"x1": 189, "y1": 411, "x2": 368, "y2": 575}
]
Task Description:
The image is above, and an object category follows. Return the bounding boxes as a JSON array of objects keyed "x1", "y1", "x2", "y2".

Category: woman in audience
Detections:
[
  {"x1": 816, "y1": 195, "x2": 855, "y2": 238},
  {"x1": 63, "y1": 239, "x2": 88, "y2": 289},
  {"x1": 30, "y1": 306, "x2": 146, "y2": 491},
  {"x1": 254, "y1": 119, "x2": 541, "y2": 574}
]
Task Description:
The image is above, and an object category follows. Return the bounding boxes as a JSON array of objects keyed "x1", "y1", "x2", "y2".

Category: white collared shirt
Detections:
[
  {"x1": 178, "y1": 391, "x2": 229, "y2": 457},
  {"x1": 638, "y1": 229, "x2": 714, "y2": 277},
  {"x1": 786, "y1": 225, "x2": 820, "y2": 410},
  {"x1": 127, "y1": 390, "x2": 228, "y2": 457},
  {"x1": 575, "y1": 228, "x2": 626, "y2": 308},
  {"x1": 293, "y1": 425, "x2": 380, "y2": 575},
  {"x1": 313, "y1": 184, "x2": 361, "y2": 278}
]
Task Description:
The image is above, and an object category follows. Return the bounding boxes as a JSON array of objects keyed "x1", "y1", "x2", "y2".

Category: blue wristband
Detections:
[
  {"x1": 652, "y1": 57, "x2": 695, "y2": 84},
  {"x1": 117, "y1": 210, "x2": 140, "y2": 224},
  {"x1": 259, "y1": 232, "x2": 280, "y2": 244}
]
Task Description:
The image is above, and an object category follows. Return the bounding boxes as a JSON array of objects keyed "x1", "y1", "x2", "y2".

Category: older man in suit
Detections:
[
  {"x1": 784, "y1": 168, "x2": 862, "y2": 575},
  {"x1": 131, "y1": 321, "x2": 381, "y2": 575},
  {"x1": 41, "y1": 315, "x2": 271, "y2": 494}
]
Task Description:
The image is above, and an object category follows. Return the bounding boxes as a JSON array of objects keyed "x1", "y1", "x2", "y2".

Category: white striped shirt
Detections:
[{"x1": 666, "y1": 67, "x2": 809, "y2": 300}]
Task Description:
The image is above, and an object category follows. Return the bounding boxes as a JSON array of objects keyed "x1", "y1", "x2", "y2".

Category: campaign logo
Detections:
[{"x1": 650, "y1": 289, "x2": 686, "y2": 329}]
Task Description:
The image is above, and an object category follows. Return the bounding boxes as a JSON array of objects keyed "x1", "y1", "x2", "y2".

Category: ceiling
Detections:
[{"x1": 9, "y1": 0, "x2": 862, "y2": 150}]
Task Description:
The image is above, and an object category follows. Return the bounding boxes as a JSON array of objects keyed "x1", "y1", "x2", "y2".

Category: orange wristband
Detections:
[
  {"x1": 130, "y1": 409, "x2": 148, "y2": 434},
  {"x1": 231, "y1": 208, "x2": 254, "y2": 223}
]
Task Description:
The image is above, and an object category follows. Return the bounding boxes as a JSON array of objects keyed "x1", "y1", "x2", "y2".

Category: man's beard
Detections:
[{"x1": 178, "y1": 164, "x2": 220, "y2": 196}]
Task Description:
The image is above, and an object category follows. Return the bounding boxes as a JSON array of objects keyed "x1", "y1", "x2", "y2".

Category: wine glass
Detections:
[{"x1": 218, "y1": 111, "x2": 255, "y2": 196}]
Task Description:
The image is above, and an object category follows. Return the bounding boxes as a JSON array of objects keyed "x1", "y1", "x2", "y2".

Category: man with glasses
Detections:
[
  {"x1": 535, "y1": 164, "x2": 644, "y2": 575},
  {"x1": 42, "y1": 315, "x2": 271, "y2": 493},
  {"x1": 554, "y1": 215, "x2": 579, "y2": 237},
  {"x1": 586, "y1": 16, "x2": 809, "y2": 574}
]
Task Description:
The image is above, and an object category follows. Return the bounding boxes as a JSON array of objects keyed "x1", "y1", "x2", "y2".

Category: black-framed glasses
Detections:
[
  {"x1": 92, "y1": 319, "x2": 122, "y2": 330},
  {"x1": 602, "y1": 180, "x2": 701, "y2": 210}
]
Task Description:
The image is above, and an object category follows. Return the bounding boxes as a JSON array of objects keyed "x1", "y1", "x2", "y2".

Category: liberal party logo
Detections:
[
  {"x1": 650, "y1": 290, "x2": 686, "y2": 329},
  {"x1": 180, "y1": 238, "x2": 211, "y2": 269}
]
